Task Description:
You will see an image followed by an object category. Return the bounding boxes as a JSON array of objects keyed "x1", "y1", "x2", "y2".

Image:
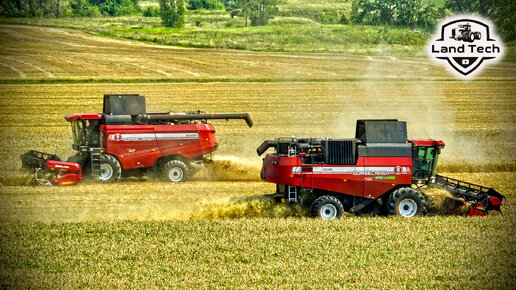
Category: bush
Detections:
[
  {"x1": 89, "y1": 6, "x2": 101, "y2": 16},
  {"x1": 187, "y1": 0, "x2": 224, "y2": 10},
  {"x1": 88, "y1": 0, "x2": 139, "y2": 16},
  {"x1": 143, "y1": 6, "x2": 160, "y2": 17},
  {"x1": 339, "y1": 14, "x2": 350, "y2": 25},
  {"x1": 160, "y1": 0, "x2": 185, "y2": 28},
  {"x1": 277, "y1": 9, "x2": 347, "y2": 25},
  {"x1": 70, "y1": 0, "x2": 101, "y2": 17}
]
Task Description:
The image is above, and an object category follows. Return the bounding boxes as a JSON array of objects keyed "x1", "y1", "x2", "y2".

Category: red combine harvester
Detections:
[
  {"x1": 21, "y1": 94, "x2": 252, "y2": 185},
  {"x1": 257, "y1": 120, "x2": 504, "y2": 218}
]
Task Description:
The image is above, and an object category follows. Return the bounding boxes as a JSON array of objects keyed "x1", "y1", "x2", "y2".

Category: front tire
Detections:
[
  {"x1": 311, "y1": 195, "x2": 344, "y2": 219},
  {"x1": 162, "y1": 160, "x2": 190, "y2": 182},
  {"x1": 99, "y1": 154, "x2": 121, "y2": 183},
  {"x1": 388, "y1": 187, "x2": 427, "y2": 217}
]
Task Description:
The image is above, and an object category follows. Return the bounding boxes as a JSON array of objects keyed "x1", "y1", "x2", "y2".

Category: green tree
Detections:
[
  {"x1": 0, "y1": 0, "x2": 62, "y2": 17},
  {"x1": 350, "y1": 0, "x2": 444, "y2": 28},
  {"x1": 444, "y1": 0, "x2": 515, "y2": 41},
  {"x1": 228, "y1": 0, "x2": 278, "y2": 27},
  {"x1": 56, "y1": 0, "x2": 61, "y2": 17},
  {"x1": 227, "y1": 0, "x2": 252, "y2": 27},
  {"x1": 160, "y1": 0, "x2": 185, "y2": 28},
  {"x1": 249, "y1": 0, "x2": 278, "y2": 26}
]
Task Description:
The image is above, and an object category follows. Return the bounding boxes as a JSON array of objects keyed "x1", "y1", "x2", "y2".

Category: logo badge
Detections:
[
  {"x1": 109, "y1": 133, "x2": 122, "y2": 141},
  {"x1": 428, "y1": 15, "x2": 503, "y2": 79}
]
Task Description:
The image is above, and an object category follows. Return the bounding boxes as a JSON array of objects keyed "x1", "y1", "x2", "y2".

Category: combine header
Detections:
[
  {"x1": 257, "y1": 120, "x2": 504, "y2": 218},
  {"x1": 21, "y1": 94, "x2": 252, "y2": 185}
]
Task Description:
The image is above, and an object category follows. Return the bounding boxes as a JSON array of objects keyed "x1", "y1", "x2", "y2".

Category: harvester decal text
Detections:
[
  {"x1": 292, "y1": 166, "x2": 410, "y2": 175},
  {"x1": 108, "y1": 133, "x2": 199, "y2": 142}
]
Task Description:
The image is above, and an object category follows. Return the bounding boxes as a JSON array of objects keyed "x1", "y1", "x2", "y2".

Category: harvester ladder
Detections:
[
  {"x1": 90, "y1": 148, "x2": 101, "y2": 179},
  {"x1": 287, "y1": 185, "x2": 298, "y2": 203}
]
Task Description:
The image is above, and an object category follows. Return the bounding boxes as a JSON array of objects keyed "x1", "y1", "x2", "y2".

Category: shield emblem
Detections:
[{"x1": 428, "y1": 15, "x2": 503, "y2": 79}]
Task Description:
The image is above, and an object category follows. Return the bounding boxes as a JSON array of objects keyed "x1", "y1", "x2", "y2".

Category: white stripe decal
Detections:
[
  {"x1": 155, "y1": 133, "x2": 199, "y2": 140},
  {"x1": 292, "y1": 166, "x2": 410, "y2": 176},
  {"x1": 108, "y1": 133, "x2": 199, "y2": 142}
]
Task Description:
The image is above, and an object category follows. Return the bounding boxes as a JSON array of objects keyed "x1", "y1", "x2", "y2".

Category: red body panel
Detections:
[
  {"x1": 260, "y1": 155, "x2": 412, "y2": 199},
  {"x1": 51, "y1": 173, "x2": 83, "y2": 186},
  {"x1": 408, "y1": 139, "x2": 445, "y2": 147},
  {"x1": 46, "y1": 160, "x2": 82, "y2": 173},
  {"x1": 468, "y1": 206, "x2": 487, "y2": 216},
  {"x1": 65, "y1": 113, "x2": 103, "y2": 122},
  {"x1": 101, "y1": 123, "x2": 217, "y2": 169},
  {"x1": 45, "y1": 160, "x2": 82, "y2": 186}
]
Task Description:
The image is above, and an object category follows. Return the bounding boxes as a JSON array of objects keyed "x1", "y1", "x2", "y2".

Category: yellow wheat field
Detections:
[
  {"x1": 0, "y1": 23, "x2": 515, "y2": 289},
  {"x1": 0, "y1": 80, "x2": 514, "y2": 222}
]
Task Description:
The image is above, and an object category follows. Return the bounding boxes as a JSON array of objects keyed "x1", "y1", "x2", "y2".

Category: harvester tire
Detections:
[
  {"x1": 163, "y1": 160, "x2": 190, "y2": 182},
  {"x1": 311, "y1": 195, "x2": 344, "y2": 219},
  {"x1": 99, "y1": 154, "x2": 121, "y2": 183},
  {"x1": 388, "y1": 187, "x2": 427, "y2": 217}
]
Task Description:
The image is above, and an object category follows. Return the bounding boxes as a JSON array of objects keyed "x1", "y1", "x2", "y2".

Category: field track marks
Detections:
[
  {"x1": 160, "y1": 64, "x2": 201, "y2": 77},
  {"x1": 0, "y1": 24, "x2": 514, "y2": 81},
  {"x1": 0, "y1": 55, "x2": 54, "y2": 78},
  {"x1": 123, "y1": 60, "x2": 171, "y2": 77},
  {"x1": 0, "y1": 61, "x2": 26, "y2": 78}
]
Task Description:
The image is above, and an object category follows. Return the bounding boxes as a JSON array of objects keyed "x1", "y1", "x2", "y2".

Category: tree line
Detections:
[
  {"x1": 350, "y1": 0, "x2": 445, "y2": 28},
  {"x1": 0, "y1": 0, "x2": 513, "y2": 41},
  {"x1": 159, "y1": 0, "x2": 513, "y2": 41},
  {"x1": 349, "y1": 0, "x2": 514, "y2": 41},
  {"x1": 158, "y1": 0, "x2": 279, "y2": 28},
  {"x1": 0, "y1": 0, "x2": 140, "y2": 17}
]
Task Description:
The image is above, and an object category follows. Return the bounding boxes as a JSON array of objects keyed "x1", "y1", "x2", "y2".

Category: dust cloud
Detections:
[
  {"x1": 192, "y1": 155, "x2": 261, "y2": 181},
  {"x1": 329, "y1": 57, "x2": 490, "y2": 171}
]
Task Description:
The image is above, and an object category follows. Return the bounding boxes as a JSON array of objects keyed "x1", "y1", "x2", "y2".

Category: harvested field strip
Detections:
[
  {"x1": 1, "y1": 25, "x2": 515, "y2": 81},
  {"x1": 1, "y1": 172, "x2": 514, "y2": 222}
]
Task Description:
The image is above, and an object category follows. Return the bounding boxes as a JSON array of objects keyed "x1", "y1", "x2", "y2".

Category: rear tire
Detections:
[
  {"x1": 162, "y1": 160, "x2": 190, "y2": 182},
  {"x1": 468, "y1": 32, "x2": 476, "y2": 42},
  {"x1": 388, "y1": 187, "x2": 427, "y2": 217},
  {"x1": 311, "y1": 195, "x2": 344, "y2": 219},
  {"x1": 99, "y1": 154, "x2": 121, "y2": 183}
]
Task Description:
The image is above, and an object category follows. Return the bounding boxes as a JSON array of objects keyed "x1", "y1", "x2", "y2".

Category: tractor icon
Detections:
[{"x1": 450, "y1": 23, "x2": 481, "y2": 42}]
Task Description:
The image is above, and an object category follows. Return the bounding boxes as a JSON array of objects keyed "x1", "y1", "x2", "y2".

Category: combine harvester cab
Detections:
[
  {"x1": 257, "y1": 119, "x2": 504, "y2": 219},
  {"x1": 21, "y1": 94, "x2": 252, "y2": 185}
]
